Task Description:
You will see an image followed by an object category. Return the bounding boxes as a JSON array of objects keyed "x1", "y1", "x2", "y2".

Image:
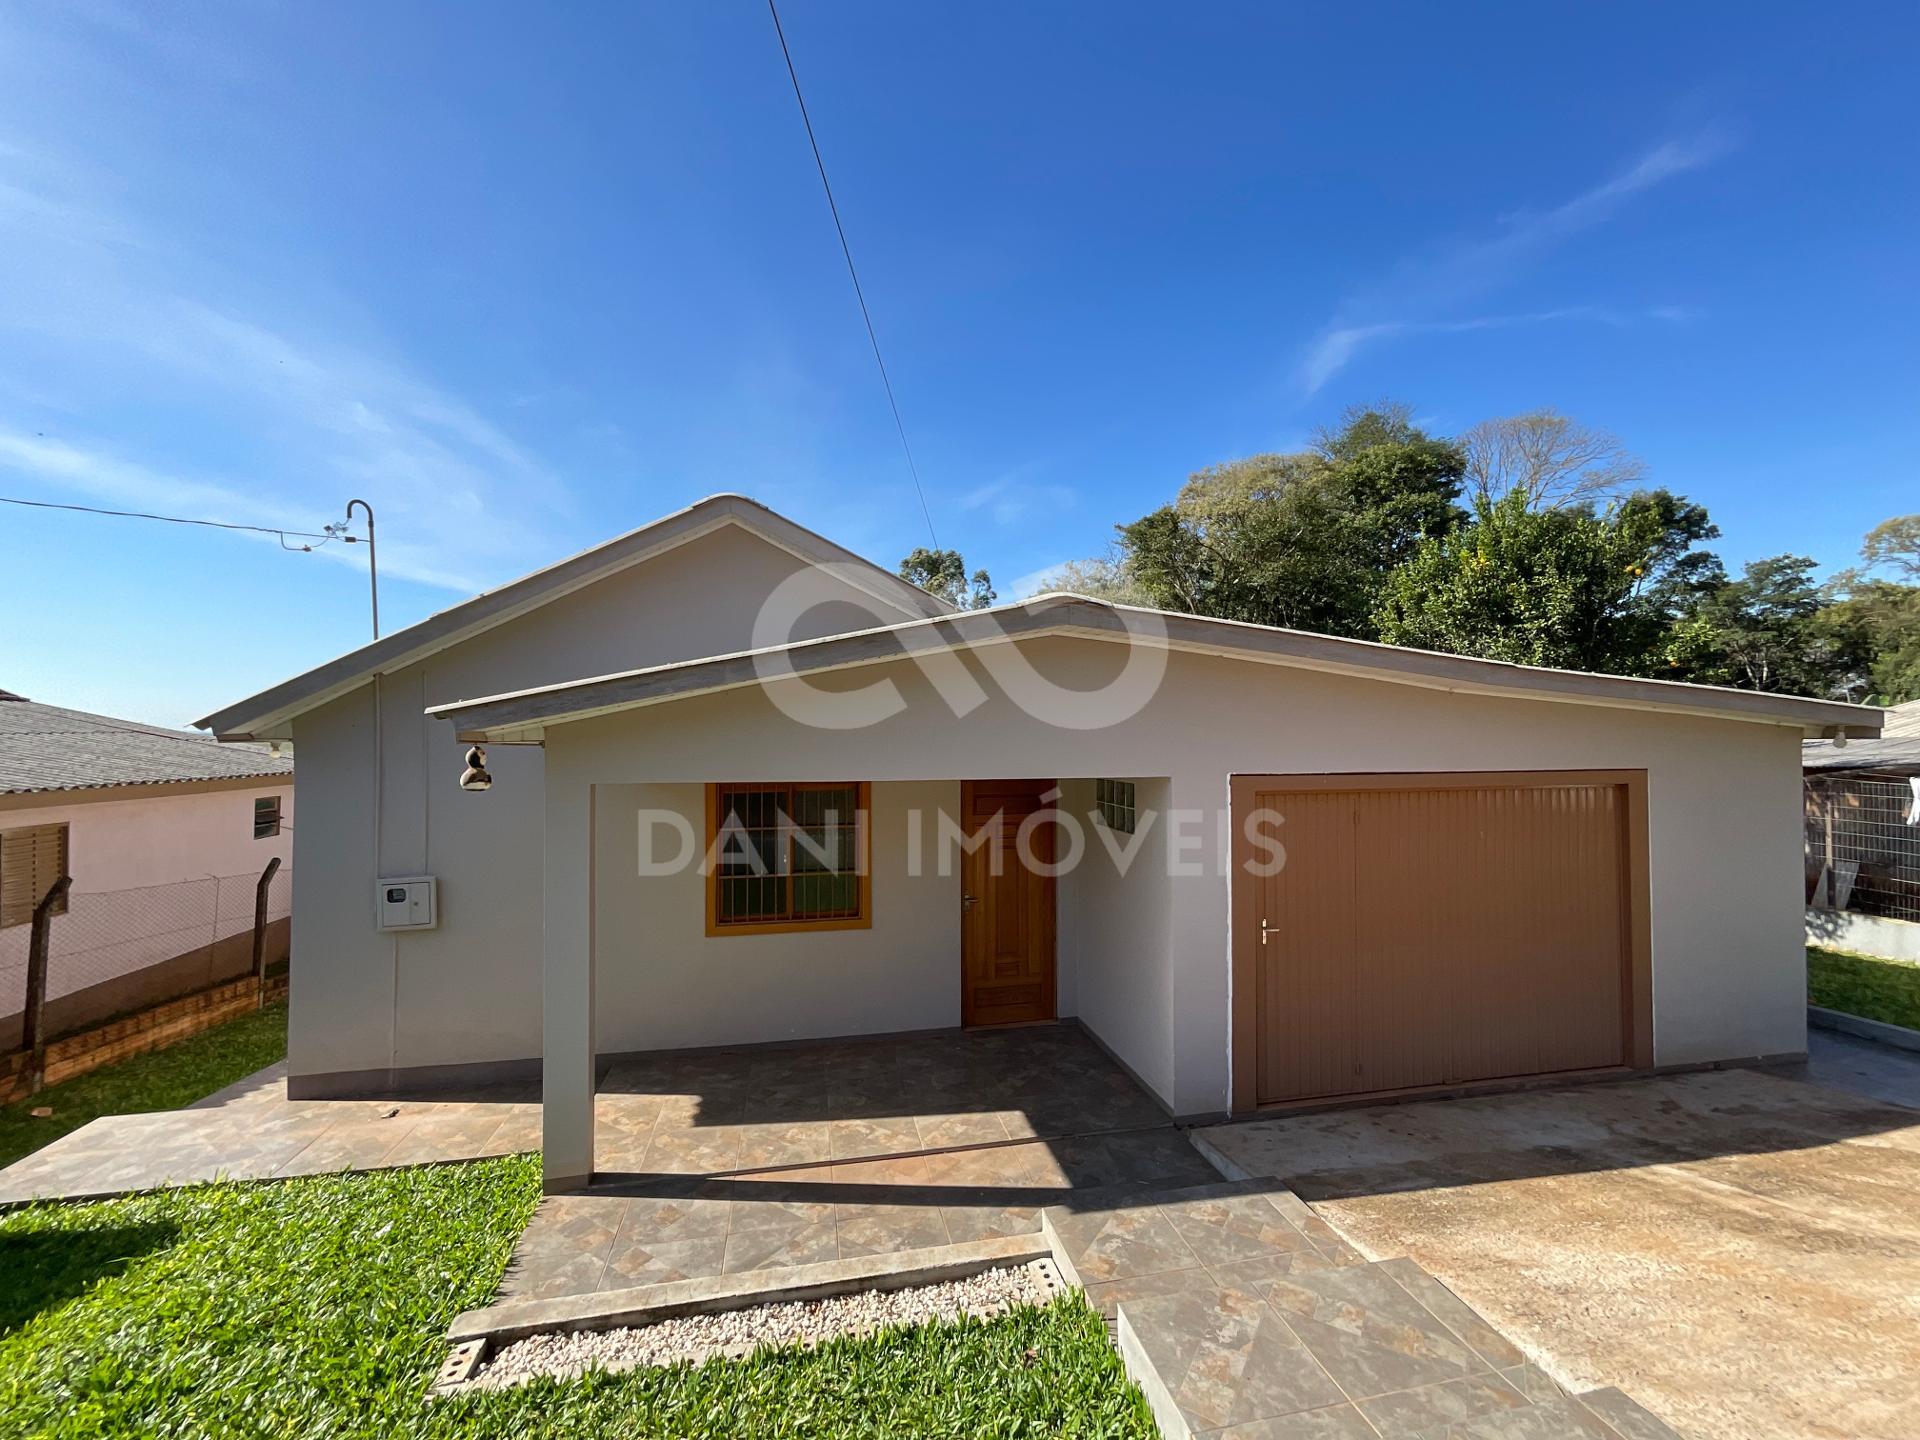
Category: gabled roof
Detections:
[
  {"x1": 196, "y1": 494, "x2": 953, "y2": 740},
  {"x1": 0, "y1": 694, "x2": 293, "y2": 797},
  {"x1": 1803, "y1": 699, "x2": 1920, "y2": 775},
  {"x1": 427, "y1": 592, "x2": 1884, "y2": 742}
]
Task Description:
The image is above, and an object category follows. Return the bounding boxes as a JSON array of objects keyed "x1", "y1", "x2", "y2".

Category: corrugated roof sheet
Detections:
[
  {"x1": 1803, "y1": 699, "x2": 1920, "y2": 775},
  {"x1": 0, "y1": 693, "x2": 293, "y2": 796}
]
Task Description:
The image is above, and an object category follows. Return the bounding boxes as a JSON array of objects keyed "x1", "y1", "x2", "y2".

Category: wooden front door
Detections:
[{"x1": 960, "y1": 780, "x2": 1058, "y2": 1026}]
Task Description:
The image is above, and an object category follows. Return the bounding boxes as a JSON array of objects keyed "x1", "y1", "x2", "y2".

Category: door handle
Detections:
[
  {"x1": 1260, "y1": 917, "x2": 1275, "y2": 945},
  {"x1": 963, "y1": 894, "x2": 978, "y2": 908}
]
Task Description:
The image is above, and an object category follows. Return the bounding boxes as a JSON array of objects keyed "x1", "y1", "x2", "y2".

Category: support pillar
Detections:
[{"x1": 542, "y1": 780, "x2": 596, "y2": 1191}]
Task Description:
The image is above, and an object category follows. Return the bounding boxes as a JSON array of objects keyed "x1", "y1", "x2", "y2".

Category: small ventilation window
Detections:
[
  {"x1": 1095, "y1": 779, "x2": 1137, "y2": 834},
  {"x1": 253, "y1": 796, "x2": 283, "y2": 840}
]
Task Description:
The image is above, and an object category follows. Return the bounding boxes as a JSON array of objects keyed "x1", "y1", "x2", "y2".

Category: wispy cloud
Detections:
[
  {"x1": 959, "y1": 468, "x2": 1077, "y2": 527},
  {"x1": 1299, "y1": 129, "x2": 1734, "y2": 392},
  {"x1": 0, "y1": 428, "x2": 492, "y2": 591},
  {"x1": 1007, "y1": 561, "x2": 1075, "y2": 599},
  {"x1": 0, "y1": 120, "x2": 567, "y2": 592},
  {"x1": 1301, "y1": 305, "x2": 1694, "y2": 394}
]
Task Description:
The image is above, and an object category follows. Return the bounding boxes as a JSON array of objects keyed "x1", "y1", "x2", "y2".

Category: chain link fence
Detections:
[
  {"x1": 1805, "y1": 776, "x2": 1920, "y2": 923},
  {"x1": 0, "y1": 864, "x2": 291, "y2": 1051}
]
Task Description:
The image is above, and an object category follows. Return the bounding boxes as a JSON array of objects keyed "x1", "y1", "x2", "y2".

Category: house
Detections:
[
  {"x1": 1803, "y1": 698, "x2": 1920, "y2": 953},
  {"x1": 196, "y1": 494, "x2": 1881, "y2": 1190},
  {"x1": 1, "y1": 691, "x2": 294, "y2": 1044},
  {"x1": 1803, "y1": 698, "x2": 1920, "y2": 784}
]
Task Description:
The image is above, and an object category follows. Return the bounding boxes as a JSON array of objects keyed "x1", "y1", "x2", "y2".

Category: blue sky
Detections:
[{"x1": 3, "y1": 2, "x2": 1916, "y2": 725}]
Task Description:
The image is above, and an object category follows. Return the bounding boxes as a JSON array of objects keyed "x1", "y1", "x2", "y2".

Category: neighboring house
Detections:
[
  {"x1": 0, "y1": 691, "x2": 294, "y2": 1044},
  {"x1": 197, "y1": 494, "x2": 1880, "y2": 1190},
  {"x1": 1803, "y1": 698, "x2": 1920, "y2": 785},
  {"x1": 1803, "y1": 699, "x2": 1920, "y2": 941}
]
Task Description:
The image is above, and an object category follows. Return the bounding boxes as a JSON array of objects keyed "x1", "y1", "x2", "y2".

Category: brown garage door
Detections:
[{"x1": 1232, "y1": 772, "x2": 1650, "y2": 1109}]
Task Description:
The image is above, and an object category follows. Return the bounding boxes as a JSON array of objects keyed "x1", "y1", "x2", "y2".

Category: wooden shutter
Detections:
[{"x1": 0, "y1": 823, "x2": 70, "y2": 929}]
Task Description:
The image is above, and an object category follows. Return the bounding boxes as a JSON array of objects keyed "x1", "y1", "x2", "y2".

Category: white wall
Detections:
[
  {"x1": 1809, "y1": 910, "x2": 1920, "y2": 963},
  {"x1": 1059, "y1": 776, "x2": 1176, "y2": 1104},
  {"x1": 285, "y1": 522, "x2": 930, "y2": 1087},
  {"x1": 539, "y1": 637, "x2": 1807, "y2": 1117},
  {"x1": 592, "y1": 781, "x2": 961, "y2": 1053}
]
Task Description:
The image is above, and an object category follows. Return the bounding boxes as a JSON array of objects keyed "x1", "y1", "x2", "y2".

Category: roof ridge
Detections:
[{"x1": 195, "y1": 493, "x2": 953, "y2": 740}]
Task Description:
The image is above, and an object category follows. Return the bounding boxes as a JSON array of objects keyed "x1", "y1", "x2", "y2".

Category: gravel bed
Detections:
[{"x1": 472, "y1": 1263, "x2": 1059, "y2": 1390}]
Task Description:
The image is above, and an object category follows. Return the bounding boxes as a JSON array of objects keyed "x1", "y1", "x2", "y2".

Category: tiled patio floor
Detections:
[
  {"x1": 500, "y1": 1026, "x2": 1221, "y2": 1300},
  {"x1": 0, "y1": 1024, "x2": 1214, "y2": 1224}
]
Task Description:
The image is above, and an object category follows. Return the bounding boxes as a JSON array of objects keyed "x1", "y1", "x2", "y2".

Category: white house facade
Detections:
[{"x1": 198, "y1": 495, "x2": 1883, "y2": 1191}]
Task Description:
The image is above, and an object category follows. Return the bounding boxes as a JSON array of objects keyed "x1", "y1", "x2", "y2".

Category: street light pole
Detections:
[{"x1": 345, "y1": 498, "x2": 379, "y2": 639}]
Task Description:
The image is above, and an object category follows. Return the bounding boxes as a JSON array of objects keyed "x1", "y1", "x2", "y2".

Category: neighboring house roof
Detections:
[
  {"x1": 427, "y1": 592, "x2": 1883, "y2": 743},
  {"x1": 194, "y1": 494, "x2": 955, "y2": 741},
  {"x1": 0, "y1": 694, "x2": 294, "y2": 798},
  {"x1": 1803, "y1": 699, "x2": 1920, "y2": 776}
]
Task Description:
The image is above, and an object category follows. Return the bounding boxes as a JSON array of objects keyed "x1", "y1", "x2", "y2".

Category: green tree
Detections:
[
  {"x1": 1373, "y1": 489, "x2": 1679, "y2": 671},
  {"x1": 1666, "y1": 555, "x2": 1856, "y2": 696},
  {"x1": 1613, "y1": 489, "x2": 1725, "y2": 670},
  {"x1": 1861, "y1": 513, "x2": 1920, "y2": 581},
  {"x1": 1814, "y1": 582, "x2": 1920, "y2": 702},
  {"x1": 1113, "y1": 405, "x2": 1466, "y2": 637},
  {"x1": 898, "y1": 548, "x2": 996, "y2": 609},
  {"x1": 1816, "y1": 512, "x2": 1920, "y2": 702}
]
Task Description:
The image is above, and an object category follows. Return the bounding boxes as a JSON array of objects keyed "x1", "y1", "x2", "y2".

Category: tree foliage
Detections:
[
  {"x1": 1064, "y1": 408, "x2": 1918, "y2": 704},
  {"x1": 1461, "y1": 409, "x2": 1646, "y2": 511},
  {"x1": 897, "y1": 548, "x2": 996, "y2": 609},
  {"x1": 1373, "y1": 490, "x2": 1680, "y2": 671},
  {"x1": 1046, "y1": 554, "x2": 1154, "y2": 605},
  {"x1": 1814, "y1": 513, "x2": 1920, "y2": 702},
  {"x1": 1861, "y1": 514, "x2": 1920, "y2": 582},
  {"x1": 1115, "y1": 406, "x2": 1465, "y2": 637},
  {"x1": 1664, "y1": 555, "x2": 1857, "y2": 695}
]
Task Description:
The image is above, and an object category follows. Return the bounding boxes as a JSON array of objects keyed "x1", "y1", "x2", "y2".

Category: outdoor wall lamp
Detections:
[{"x1": 459, "y1": 744, "x2": 493, "y2": 792}]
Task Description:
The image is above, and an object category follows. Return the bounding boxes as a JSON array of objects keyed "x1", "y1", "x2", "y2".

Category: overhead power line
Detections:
[
  {"x1": 0, "y1": 494, "x2": 340, "y2": 550},
  {"x1": 764, "y1": 0, "x2": 940, "y2": 550}
]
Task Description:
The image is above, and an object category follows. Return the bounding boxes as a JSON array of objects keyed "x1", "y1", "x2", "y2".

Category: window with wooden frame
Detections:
[
  {"x1": 0, "y1": 822, "x2": 69, "y2": 929},
  {"x1": 706, "y1": 782, "x2": 870, "y2": 935},
  {"x1": 253, "y1": 795, "x2": 283, "y2": 839}
]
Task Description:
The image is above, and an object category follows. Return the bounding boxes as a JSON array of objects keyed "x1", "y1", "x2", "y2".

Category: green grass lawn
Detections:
[
  {"x1": 0, "y1": 1155, "x2": 1155, "y2": 1438},
  {"x1": 0, "y1": 999, "x2": 289, "y2": 1169},
  {"x1": 1808, "y1": 944, "x2": 1920, "y2": 1031}
]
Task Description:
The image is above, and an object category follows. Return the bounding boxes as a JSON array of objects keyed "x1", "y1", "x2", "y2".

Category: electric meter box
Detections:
[{"x1": 376, "y1": 876, "x2": 438, "y2": 932}]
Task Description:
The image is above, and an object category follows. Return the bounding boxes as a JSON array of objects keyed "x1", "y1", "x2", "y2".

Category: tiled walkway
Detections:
[
  {"x1": 0, "y1": 1061, "x2": 542, "y2": 1205},
  {"x1": 1041, "y1": 1180, "x2": 1679, "y2": 1438},
  {"x1": 501, "y1": 1026, "x2": 1221, "y2": 1299},
  {"x1": 1192, "y1": 1067, "x2": 1920, "y2": 1439}
]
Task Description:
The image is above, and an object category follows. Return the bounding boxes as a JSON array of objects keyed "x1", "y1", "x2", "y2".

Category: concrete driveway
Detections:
[{"x1": 1196, "y1": 1054, "x2": 1920, "y2": 1440}]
